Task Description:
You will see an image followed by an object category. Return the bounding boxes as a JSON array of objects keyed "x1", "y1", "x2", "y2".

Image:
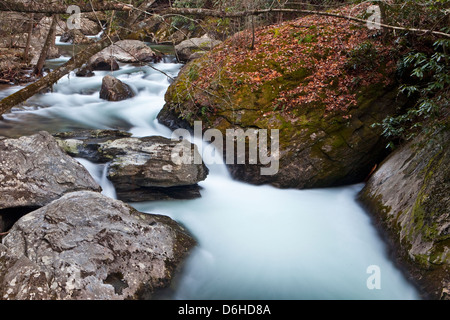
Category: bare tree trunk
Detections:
[
  {"x1": 33, "y1": 15, "x2": 58, "y2": 76},
  {"x1": 23, "y1": 13, "x2": 34, "y2": 64}
]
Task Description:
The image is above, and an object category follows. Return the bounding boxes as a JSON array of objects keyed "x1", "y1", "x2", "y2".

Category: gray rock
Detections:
[
  {"x1": 104, "y1": 136, "x2": 208, "y2": 188},
  {"x1": 75, "y1": 64, "x2": 95, "y2": 77},
  {"x1": 99, "y1": 75, "x2": 135, "y2": 101},
  {"x1": 175, "y1": 37, "x2": 222, "y2": 62},
  {"x1": 90, "y1": 56, "x2": 119, "y2": 71},
  {"x1": 359, "y1": 129, "x2": 450, "y2": 300},
  {"x1": 90, "y1": 40, "x2": 159, "y2": 64},
  {"x1": 0, "y1": 131, "x2": 101, "y2": 211},
  {"x1": 1, "y1": 191, "x2": 196, "y2": 300},
  {"x1": 78, "y1": 17, "x2": 102, "y2": 36},
  {"x1": 55, "y1": 130, "x2": 209, "y2": 202}
]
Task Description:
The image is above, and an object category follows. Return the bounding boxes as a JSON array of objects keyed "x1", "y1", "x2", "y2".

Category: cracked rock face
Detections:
[
  {"x1": 55, "y1": 130, "x2": 209, "y2": 202},
  {"x1": 0, "y1": 131, "x2": 101, "y2": 211},
  {"x1": 0, "y1": 191, "x2": 195, "y2": 300}
]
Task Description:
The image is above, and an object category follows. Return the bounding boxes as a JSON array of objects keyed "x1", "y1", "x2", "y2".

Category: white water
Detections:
[{"x1": 0, "y1": 57, "x2": 420, "y2": 300}]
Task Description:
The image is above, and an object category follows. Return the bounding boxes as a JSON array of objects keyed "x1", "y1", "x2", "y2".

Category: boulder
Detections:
[
  {"x1": 90, "y1": 56, "x2": 119, "y2": 71},
  {"x1": 59, "y1": 29, "x2": 94, "y2": 45},
  {"x1": 0, "y1": 191, "x2": 196, "y2": 300},
  {"x1": 175, "y1": 37, "x2": 222, "y2": 62},
  {"x1": 0, "y1": 244, "x2": 50, "y2": 300},
  {"x1": 55, "y1": 130, "x2": 209, "y2": 202},
  {"x1": 78, "y1": 17, "x2": 102, "y2": 36},
  {"x1": 89, "y1": 40, "x2": 160, "y2": 64},
  {"x1": 104, "y1": 136, "x2": 208, "y2": 194},
  {"x1": 99, "y1": 75, "x2": 135, "y2": 101},
  {"x1": 159, "y1": 16, "x2": 407, "y2": 189},
  {"x1": 0, "y1": 131, "x2": 101, "y2": 212},
  {"x1": 38, "y1": 16, "x2": 68, "y2": 36},
  {"x1": 359, "y1": 129, "x2": 450, "y2": 300},
  {"x1": 75, "y1": 64, "x2": 95, "y2": 77}
]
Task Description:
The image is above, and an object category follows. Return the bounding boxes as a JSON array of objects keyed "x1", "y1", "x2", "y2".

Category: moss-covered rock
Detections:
[
  {"x1": 359, "y1": 128, "x2": 450, "y2": 299},
  {"x1": 158, "y1": 12, "x2": 406, "y2": 189}
]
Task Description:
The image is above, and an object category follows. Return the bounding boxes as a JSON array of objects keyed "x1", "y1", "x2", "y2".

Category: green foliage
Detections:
[{"x1": 376, "y1": 37, "x2": 450, "y2": 145}]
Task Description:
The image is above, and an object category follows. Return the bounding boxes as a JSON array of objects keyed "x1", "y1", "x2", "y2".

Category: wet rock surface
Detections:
[{"x1": 0, "y1": 191, "x2": 195, "y2": 300}]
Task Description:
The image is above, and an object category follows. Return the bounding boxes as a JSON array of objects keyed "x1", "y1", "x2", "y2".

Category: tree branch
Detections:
[
  {"x1": 0, "y1": 0, "x2": 133, "y2": 14},
  {"x1": 162, "y1": 7, "x2": 450, "y2": 39}
]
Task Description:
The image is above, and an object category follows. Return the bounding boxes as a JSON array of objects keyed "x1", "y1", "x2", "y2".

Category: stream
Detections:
[{"x1": 0, "y1": 47, "x2": 420, "y2": 300}]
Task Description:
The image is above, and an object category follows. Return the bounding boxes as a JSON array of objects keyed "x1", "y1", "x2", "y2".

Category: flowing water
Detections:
[{"x1": 0, "y1": 50, "x2": 420, "y2": 300}]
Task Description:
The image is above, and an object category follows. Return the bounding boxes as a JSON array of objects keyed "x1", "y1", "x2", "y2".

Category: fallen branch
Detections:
[{"x1": 0, "y1": 0, "x2": 133, "y2": 14}]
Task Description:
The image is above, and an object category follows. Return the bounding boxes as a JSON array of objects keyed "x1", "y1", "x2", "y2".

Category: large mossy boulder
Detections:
[
  {"x1": 158, "y1": 9, "x2": 406, "y2": 189},
  {"x1": 359, "y1": 129, "x2": 450, "y2": 300}
]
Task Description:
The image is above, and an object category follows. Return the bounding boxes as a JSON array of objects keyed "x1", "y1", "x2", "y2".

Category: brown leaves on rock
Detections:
[{"x1": 187, "y1": 3, "x2": 397, "y2": 121}]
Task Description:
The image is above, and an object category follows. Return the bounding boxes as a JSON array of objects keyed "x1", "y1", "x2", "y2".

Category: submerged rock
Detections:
[
  {"x1": 0, "y1": 131, "x2": 101, "y2": 212},
  {"x1": 359, "y1": 129, "x2": 450, "y2": 300},
  {"x1": 0, "y1": 191, "x2": 195, "y2": 300},
  {"x1": 99, "y1": 75, "x2": 135, "y2": 101},
  {"x1": 55, "y1": 130, "x2": 209, "y2": 202}
]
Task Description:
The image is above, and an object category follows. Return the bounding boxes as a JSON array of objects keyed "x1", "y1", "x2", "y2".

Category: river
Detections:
[{"x1": 0, "y1": 49, "x2": 420, "y2": 300}]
